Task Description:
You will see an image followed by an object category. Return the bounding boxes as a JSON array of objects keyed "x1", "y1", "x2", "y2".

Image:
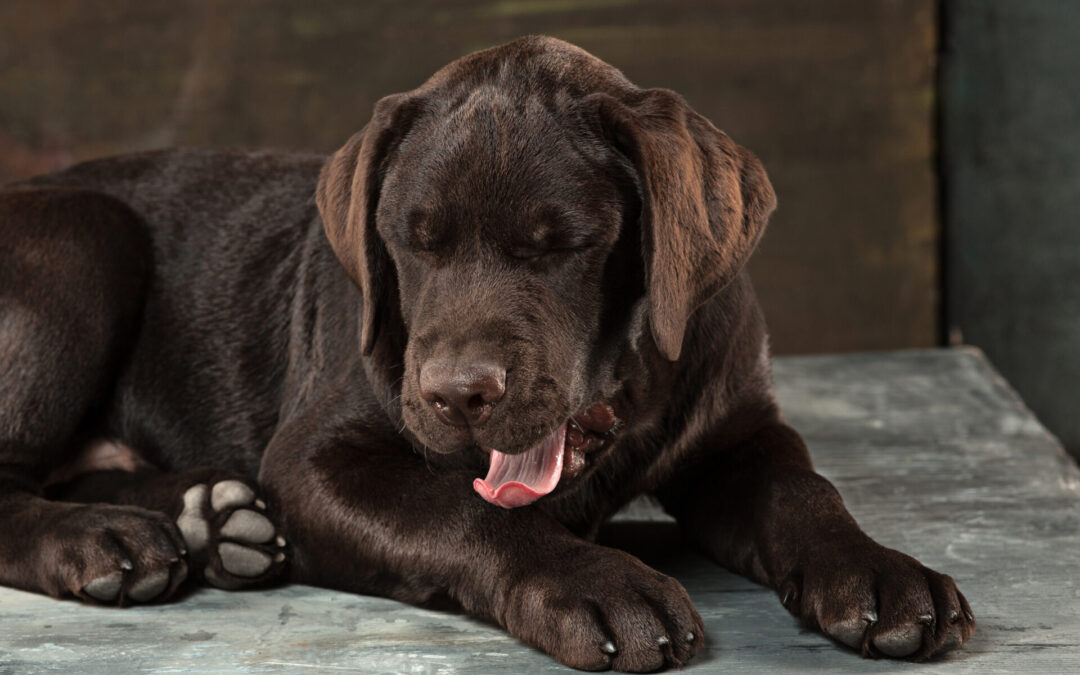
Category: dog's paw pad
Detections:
[
  {"x1": 211, "y1": 480, "x2": 255, "y2": 512},
  {"x1": 220, "y1": 509, "x2": 275, "y2": 543},
  {"x1": 83, "y1": 572, "x2": 123, "y2": 601},
  {"x1": 218, "y1": 543, "x2": 273, "y2": 577},
  {"x1": 178, "y1": 484, "x2": 210, "y2": 552},
  {"x1": 176, "y1": 478, "x2": 287, "y2": 590},
  {"x1": 203, "y1": 565, "x2": 241, "y2": 590}
]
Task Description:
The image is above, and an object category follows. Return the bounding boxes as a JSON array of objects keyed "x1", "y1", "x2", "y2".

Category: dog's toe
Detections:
[
  {"x1": 127, "y1": 568, "x2": 172, "y2": 602},
  {"x1": 872, "y1": 624, "x2": 923, "y2": 657},
  {"x1": 83, "y1": 572, "x2": 123, "y2": 601},
  {"x1": 826, "y1": 614, "x2": 874, "y2": 649}
]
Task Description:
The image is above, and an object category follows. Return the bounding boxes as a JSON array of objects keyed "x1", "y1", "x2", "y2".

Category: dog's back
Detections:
[{"x1": 13, "y1": 149, "x2": 343, "y2": 474}]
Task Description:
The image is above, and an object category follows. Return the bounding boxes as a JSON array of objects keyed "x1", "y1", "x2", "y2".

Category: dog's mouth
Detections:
[{"x1": 472, "y1": 403, "x2": 617, "y2": 508}]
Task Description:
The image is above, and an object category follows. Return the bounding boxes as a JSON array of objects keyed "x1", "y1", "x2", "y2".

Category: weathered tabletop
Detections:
[{"x1": 2, "y1": 349, "x2": 1079, "y2": 673}]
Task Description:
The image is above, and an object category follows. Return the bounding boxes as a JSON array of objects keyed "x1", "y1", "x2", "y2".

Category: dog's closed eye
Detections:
[{"x1": 507, "y1": 210, "x2": 604, "y2": 260}]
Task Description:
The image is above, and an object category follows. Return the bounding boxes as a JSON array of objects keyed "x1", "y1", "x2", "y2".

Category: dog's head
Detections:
[{"x1": 316, "y1": 36, "x2": 775, "y2": 507}]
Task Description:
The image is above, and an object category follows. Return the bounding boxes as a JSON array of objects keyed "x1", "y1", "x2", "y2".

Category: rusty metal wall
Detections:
[{"x1": 0, "y1": 0, "x2": 939, "y2": 354}]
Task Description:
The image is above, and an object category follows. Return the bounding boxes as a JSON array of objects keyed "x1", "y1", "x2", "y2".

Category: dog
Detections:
[{"x1": 0, "y1": 36, "x2": 973, "y2": 671}]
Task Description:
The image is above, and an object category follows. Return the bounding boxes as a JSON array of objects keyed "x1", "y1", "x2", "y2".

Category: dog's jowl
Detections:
[{"x1": 0, "y1": 37, "x2": 972, "y2": 671}]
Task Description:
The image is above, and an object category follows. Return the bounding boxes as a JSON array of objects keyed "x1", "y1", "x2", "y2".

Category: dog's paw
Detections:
[
  {"x1": 48, "y1": 503, "x2": 189, "y2": 605},
  {"x1": 502, "y1": 546, "x2": 703, "y2": 672},
  {"x1": 176, "y1": 478, "x2": 287, "y2": 589},
  {"x1": 780, "y1": 538, "x2": 974, "y2": 660}
]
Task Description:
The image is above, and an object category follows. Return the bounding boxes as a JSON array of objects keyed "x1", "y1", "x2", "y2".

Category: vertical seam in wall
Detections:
[{"x1": 935, "y1": 0, "x2": 951, "y2": 347}]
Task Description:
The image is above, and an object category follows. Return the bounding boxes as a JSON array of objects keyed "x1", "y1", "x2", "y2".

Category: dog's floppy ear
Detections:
[
  {"x1": 316, "y1": 93, "x2": 422, "y2": 355},
  {"x1": 589, "y1": 89, "x2": 776, "y2": 361}
]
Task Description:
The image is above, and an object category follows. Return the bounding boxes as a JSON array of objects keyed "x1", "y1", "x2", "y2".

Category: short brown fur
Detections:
[{"x1": 0, "y1": 37, "x2": 972, "y2": 671}]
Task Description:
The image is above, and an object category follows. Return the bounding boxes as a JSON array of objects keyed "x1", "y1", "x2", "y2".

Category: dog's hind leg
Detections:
[
  {"x1": 48, "y1": 460, "x2": 289, "y2": 591},
  {"x1": 0, "y1": 187, "x2": 188, "y2": 605}
]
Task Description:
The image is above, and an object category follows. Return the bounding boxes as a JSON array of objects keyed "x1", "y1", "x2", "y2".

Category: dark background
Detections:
[{"x1": 1, "y1": 1, "x2": 1076, "y2": 458}]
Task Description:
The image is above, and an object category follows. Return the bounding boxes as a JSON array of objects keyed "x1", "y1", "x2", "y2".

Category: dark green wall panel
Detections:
[{"x1": 943, "y1": 0, "x2": 1080, "y2": 456}]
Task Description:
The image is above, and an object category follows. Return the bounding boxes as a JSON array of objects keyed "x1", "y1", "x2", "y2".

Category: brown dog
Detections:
[{"x1": 0, "y1": 36, "x2": 972, "y2": 670}]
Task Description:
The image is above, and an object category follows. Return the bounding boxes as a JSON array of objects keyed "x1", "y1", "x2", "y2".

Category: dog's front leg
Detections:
[
  {"x1": 260, "y1": 411, "x2": 703, "y2": 672},
  {"x1": 659, "y1": 419, "x2": 974, "y2": 660}
]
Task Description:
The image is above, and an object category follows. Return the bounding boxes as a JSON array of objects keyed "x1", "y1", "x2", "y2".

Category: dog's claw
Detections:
[
  {"x1": 656, "y1": 635, "x2": 670, "y2": 646},
  {"x1": 601, "y1": 641, "x2": 617, "y2": 654},
  {"x1": 685, "y1": 632, "x2": 695, "y2": 643}
]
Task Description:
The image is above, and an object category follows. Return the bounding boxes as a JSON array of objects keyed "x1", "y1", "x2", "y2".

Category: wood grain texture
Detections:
[
  {"x1": 0, "y1": 0, "x2": 939, "y2": 354},
  {"x1": 1, "y1": 349, "x2": 1077, "y2": 672}
]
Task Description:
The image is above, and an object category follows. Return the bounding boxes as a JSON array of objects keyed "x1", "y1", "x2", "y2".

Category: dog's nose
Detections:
[{"x1": 419, "y1": 362, "x2": 506, "y2": 427}]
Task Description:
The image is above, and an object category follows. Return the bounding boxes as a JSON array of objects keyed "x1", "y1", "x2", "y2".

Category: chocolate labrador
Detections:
[{"x1": 0, "y1": 36, "x2": 973, "y2": 670}]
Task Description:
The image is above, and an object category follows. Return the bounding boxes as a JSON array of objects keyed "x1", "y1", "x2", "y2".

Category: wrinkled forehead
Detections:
[{"x1": 381, "y1": 87, "x2": 624, "y2": 241}]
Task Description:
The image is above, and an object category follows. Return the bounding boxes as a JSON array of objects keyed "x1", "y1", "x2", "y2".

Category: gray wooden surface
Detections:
[{"x1": 2, "y1": 348, "x2": 1078, "y2": 673}]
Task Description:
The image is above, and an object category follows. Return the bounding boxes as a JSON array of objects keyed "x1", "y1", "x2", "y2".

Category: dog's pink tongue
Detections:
[{"x1": 473, "y1": 423, "x2": 566, "y2": 508}]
